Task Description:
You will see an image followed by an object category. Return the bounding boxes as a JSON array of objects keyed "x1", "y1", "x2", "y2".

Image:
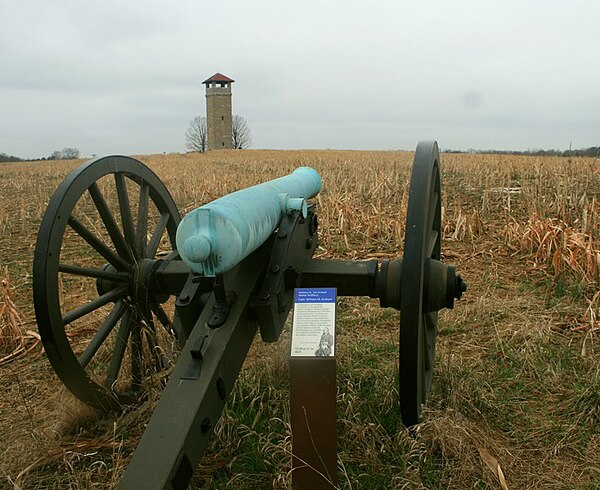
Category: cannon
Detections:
[{"x1": 32, "y1": 141, "x2": 466, "y2": 488}]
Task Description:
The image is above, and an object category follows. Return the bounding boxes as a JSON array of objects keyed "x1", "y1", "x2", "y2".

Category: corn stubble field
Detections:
[{"x1": 1, "y1": 149, "x2": 599, "y2": 489}]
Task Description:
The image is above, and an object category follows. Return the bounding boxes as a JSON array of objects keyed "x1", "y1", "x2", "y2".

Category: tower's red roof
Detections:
[{"x1": 202, "y1": 72, "x2": 235, "y2": 84}]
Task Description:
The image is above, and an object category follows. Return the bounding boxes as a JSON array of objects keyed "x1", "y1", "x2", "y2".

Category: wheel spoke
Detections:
[
  {"x1": 420, "y1": 321, "x2": 426, "y2": 403},
  {"x1": 137, "y1": 181, "x2": 150, "y2": 258},
  {"x1": 68, "y1": 216, "x2": 129, "y2": 270},
  {"x1": 427, "y1": 191, "x2": 439, "y2": 231},
  {"x1": 423, "y1": 312, "x2": 438, "y2": 404},
  {"x1": 115, "y1": 173, "x2": 137, "y2": 258},
  {"x1": 106, "y1": 308, "x2": 133, "y2": 389},
  {"x1": 422, "y1": 315, "x2": 431, "y2": 372},
  {"x1": 130, "y1": 312, "x2": 143, "y2": 390},
  {"x1": 152, "y1": 304, "x2": 174, "y2": 333},
  {"x1": 62, "y1": 286, "x2": 128, "y2": 325},
  {"x1": 78, "y1": 300, "x2": 128, "y2": 368},
  {"x1": 143, "y1": 307, "x2": 170, "y2": 371},
  {"x1": 88, "y1": 182, "x2": 133, "y2": 261},
  {"x1": 147, "y1": 212, "x2": 170, "y2": 258},
  {"x1": 426, "y1": 189, "x2": 439, "y2": 256},
  {"x1": 426, "y1": 229, "x2": 439, "y2": 257},
  {"x1": 59, "y1": 263, "x2": 129, "y2": 282},
  {"x1": 425, "y1": 312, "x2": 437, "y2": 365}
]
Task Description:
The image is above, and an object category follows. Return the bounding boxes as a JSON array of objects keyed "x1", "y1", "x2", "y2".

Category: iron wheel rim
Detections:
[
  {"x1": 399, "y1": 141, "x2": 442, "y2": 426},
  {"x1": 33, "y1": 155, "x2": 181, "y2": 411}
]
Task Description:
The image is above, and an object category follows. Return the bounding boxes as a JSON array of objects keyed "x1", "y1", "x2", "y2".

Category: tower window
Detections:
[
  {"x1": 221, "y1": 116, "x2": 224, "y2": 120},
  {"x1": 222, "y1": 142, "x2": 225, "y2": 146}
]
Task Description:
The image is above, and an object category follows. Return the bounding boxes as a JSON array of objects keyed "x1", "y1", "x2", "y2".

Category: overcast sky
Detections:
[{"x1": 1, "y1": 0, "x2": 599, "y2": 158}]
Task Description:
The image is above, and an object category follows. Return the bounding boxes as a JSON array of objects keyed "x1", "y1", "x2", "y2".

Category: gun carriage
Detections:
[{"x1": 32, "y1": 141, "x2": 466, "y2": 488}]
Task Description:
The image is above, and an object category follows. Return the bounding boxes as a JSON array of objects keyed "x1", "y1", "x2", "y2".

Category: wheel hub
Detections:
[
  {"x1": 96, "y1": 259, "x2": 167, "y2": 305},
  {"x1": 132, "y1": 258, "x2": 167, "y2": 304}
]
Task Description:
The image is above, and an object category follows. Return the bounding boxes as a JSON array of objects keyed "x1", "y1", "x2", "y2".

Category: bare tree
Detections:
[
  {"x1": 49, "y1": 147, "x2": 80, "y2": 160},
  {"x1": 232, "y1": 115, "x2": 252, "y2": 149},
  {"x1": 62, "y1": 147, "x2": 80, "y2": 159},
  {"x1": 186, "y1": 116, "x2": 208, "y2": 152}
]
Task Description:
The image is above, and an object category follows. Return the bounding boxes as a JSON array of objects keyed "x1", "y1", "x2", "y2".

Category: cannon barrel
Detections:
[{"x1": 176, "y1": 167, "x2": 322, "y2": 276}]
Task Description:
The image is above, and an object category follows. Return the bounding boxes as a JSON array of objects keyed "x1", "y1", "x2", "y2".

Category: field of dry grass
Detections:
[{"x1": 1, "y1": 149, "x2": 599, "y2": 489}]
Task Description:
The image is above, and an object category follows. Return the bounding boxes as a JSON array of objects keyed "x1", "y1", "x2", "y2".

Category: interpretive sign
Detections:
[
  {"x1": 290, "y1": 288, "x2": 337, "y2": 488},
  {"x1": 290, "y1": 288, "x2": 336, "y2": 357}
]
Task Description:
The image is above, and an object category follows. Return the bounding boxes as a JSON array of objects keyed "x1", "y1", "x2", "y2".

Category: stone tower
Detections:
[{"x1": 203, "y1": 72, "x2": 234, "y2": 151}]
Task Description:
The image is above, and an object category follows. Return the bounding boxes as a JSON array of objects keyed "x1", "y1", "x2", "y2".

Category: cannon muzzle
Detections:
[{"x1": 176, "y1": 167, "x2": 322, "y2": 276}]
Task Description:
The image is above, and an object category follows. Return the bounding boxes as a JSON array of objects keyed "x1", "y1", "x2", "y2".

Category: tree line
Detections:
[
  {"x1": 0, "y1": 147, "x2": 81, "y2": 163},
  {"x1": 0, "y1": 153, "x2": 23, "y2": 163},
  {"x1": 444, "y1": 146, "x2": 600, "y2": 157}
]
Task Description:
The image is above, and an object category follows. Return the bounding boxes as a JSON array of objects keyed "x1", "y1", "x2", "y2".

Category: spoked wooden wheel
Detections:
[
  {"x1": 33, "y1": 156, "x2": 181, "y2": 411},
  {"x1": 400, "y1": 141, "x2": 442, "y2": 426}
]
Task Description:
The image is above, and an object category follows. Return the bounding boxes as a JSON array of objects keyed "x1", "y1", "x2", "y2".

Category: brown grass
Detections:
[
  {"x1": 1, "y1": 149, "x2": 599, "y2": 488},
  {"x1": 0, "y1": 267, "x2": 41, "y2": 366}
]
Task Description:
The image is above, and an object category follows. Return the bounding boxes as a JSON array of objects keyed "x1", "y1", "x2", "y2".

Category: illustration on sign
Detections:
[{"x1": 291, "y1": 288, "x2": 336, "y2": 357}]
